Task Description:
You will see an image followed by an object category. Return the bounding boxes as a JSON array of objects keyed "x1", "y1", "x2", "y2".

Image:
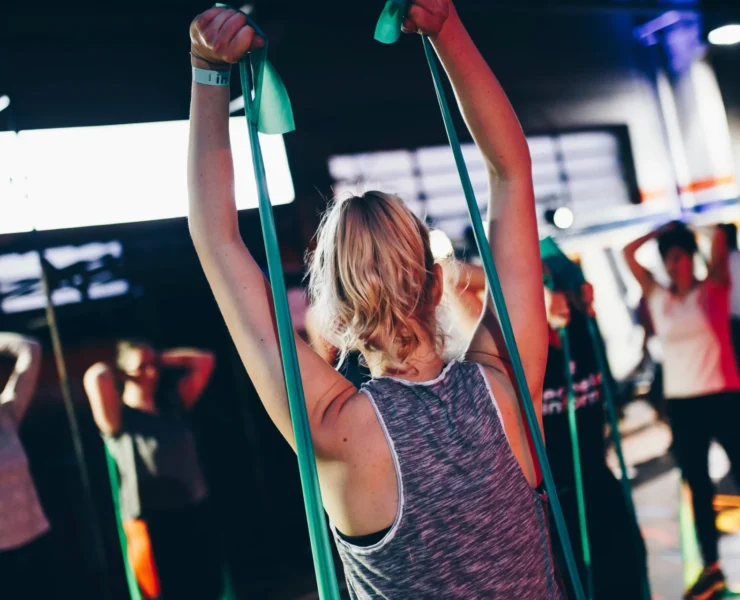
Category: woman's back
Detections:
[{"x1": 335, "y1": 361, "x2": 564, "y2": 599}]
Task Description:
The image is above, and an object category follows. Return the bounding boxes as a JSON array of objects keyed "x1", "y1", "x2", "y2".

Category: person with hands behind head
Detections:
[
  {"x1": 83, "y1": 341, "x2": 218, "y2": 600},
  {"x1": 625, "y1": 222, "x2": 740, "y2": 600},
  {"x1": 0, "y1": 333, "x2": 57, "y2": 600},
  {"x1": 188, "y1": 2, "x2": 566, "y2": 598}
]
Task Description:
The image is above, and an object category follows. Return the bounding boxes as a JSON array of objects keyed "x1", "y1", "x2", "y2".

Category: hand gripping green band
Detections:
[
  {"x1": 375, "y1": 0, "x2": 409, "y2": 44},
  {"x1": 215, "y1": 5, "x2": 340, "y2": 599},
  {"x1": 541, "y1": 237, "x2": 652, "y2": 600},
  {"x1": 215, "y1": 4, "x2": 295, "y2": 134},
  {"x1": 374, "y1": 7, "x2": 587, "y2": 599}
]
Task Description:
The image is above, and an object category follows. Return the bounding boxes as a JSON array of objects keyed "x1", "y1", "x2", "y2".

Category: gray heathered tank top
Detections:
[{"x1": 332, "y1": 360, "x2": 565, "y2": 599}]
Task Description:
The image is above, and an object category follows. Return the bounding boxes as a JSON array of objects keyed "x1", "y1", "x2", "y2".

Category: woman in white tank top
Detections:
[{"x1": 624, "y1": 222, "x2": 740, "y2": 600}]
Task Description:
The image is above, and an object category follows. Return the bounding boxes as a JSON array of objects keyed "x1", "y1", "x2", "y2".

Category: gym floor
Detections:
[{"x1": 617, "y1": 402, "x2": 740, "y2": 599}]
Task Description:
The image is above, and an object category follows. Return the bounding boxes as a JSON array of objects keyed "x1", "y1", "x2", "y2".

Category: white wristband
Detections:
[{"x1": 192, "y1": 67, "x2": 231, "y2": 86}]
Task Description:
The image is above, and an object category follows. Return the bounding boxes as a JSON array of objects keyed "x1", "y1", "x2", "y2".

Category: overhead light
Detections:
[
  {"x1": 709, "y1": 24, "x2": 740, "y2": 46},
  {"x1": 546, "y1": 207, "x2": 574, "y2": 230},
  {"x1": 0, "y1": 95, "x2": 10, "y2": 113}
]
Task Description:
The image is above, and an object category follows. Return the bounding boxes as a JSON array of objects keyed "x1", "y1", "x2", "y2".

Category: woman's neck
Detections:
[
  {"x1": 369, "y1": 343, "x2": 446, "y2": 383},
  {"x1": 122, "y1": 382, "x2": 157, "y2": 414}
]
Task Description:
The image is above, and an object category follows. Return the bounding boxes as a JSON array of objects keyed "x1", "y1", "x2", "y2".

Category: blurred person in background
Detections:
[
  {"x1": 0, "y1": 332, "x2": 54, "y2": 600},
  {"x1": 624, "y1": 222, "x2": 740, "y2": 600},
  {"x1": 83, "y1": 341, "x2": 219, "y2": 600},
  {"x1": 446, "y1": 262, "x2": 648, "y2": 599}
]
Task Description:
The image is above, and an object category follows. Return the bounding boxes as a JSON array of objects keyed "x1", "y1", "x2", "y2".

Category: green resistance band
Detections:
[
  {"x1": 556, "y1": 325, "x2": 594, "y2": 599},
  {"x1": 540, "y1": 237, "x2": 652, "y2": 600},
  {"x1": 544, "y1": 269, "x2": 593, "y2": 597},
  {"x1": 374, "y1": 6, "x2": 586, "y2": 600},
  {"x1": 104, "y1": 445, "x2": 144, "y2": 600},
  {"x1": 105, "y1": 432, "x2": 236, "y2": 600},
  {"x1": 213, "y1": 6, "x2": 340, "y2": 599}
]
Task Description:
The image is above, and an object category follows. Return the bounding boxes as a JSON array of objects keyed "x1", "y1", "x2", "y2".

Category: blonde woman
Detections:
[{"x1": 188, "y1": 1, "x2": 563, "y2": 597}]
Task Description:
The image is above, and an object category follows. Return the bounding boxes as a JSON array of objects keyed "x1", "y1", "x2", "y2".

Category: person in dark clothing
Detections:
[
  {"x1": 542, "y1": 283, "x2": 648, "y2": 600},
  {"x1": 84, "y1": 341, "x2": 220, "y2": 600}
]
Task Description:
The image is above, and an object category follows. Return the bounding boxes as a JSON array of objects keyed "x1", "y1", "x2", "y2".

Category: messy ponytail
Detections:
[{"x1": 307, "y1": 191, "x2": 444, "y2": 370}]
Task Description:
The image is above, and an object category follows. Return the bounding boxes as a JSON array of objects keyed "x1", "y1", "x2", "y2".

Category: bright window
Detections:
[{"x1": 0, "y1": 118, "x2": 294, "y2": 233}]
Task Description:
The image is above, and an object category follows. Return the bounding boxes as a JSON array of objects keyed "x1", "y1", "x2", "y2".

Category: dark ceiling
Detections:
[
  {"x1": 1, "y1": 0, "x2": 737, "y2": 132},
  {"x1": 0, "y1": 0, "x2": 739, "y2": 296}
]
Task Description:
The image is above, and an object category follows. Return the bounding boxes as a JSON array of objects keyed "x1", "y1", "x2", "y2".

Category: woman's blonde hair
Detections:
[{"x1": 307, "y1": 191, "x2": 445, "y2": 370}]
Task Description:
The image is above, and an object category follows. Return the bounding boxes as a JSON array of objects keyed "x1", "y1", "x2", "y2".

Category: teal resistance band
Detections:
[
  {"x1": 104, "y1": 445, "x2": 144, "y2": 600},
  {"x1": 103, "y1": 397, "x2": 237, "y2": 600},
  {"x1": 541, "y1": 237, "x2": 652, "y2": 600},
  {"x1": 214, "y1": 5, "x2": 341, "y2": 599},
  {"x1": 557, "y1": 326, "x2": 594, "y2": 599},
  {"x1": 375, "y1": 6, "x2": 587, "y2": 600}
]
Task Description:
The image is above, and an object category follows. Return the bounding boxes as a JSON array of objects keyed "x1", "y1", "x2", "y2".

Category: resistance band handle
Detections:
[
  {"x1": 559, "y1": 327, "x2": 595, "y2": 600},
  {"x1": 418, "y1": 36, "x2": 587, "y2": 600},
  {"x1": 230, "y1": 21, "x2": 341, "y2": 600},
  {"x1": 214, "y1": 3, "x2": 295, "y2": 134}
]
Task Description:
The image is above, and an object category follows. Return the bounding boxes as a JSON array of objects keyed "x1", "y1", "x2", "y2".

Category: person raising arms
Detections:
[
  {"x1": 188, "y1": 2, "x2": 563, "y2": 597},
  {"x1": 0, "y1": 333, "x2": 55, "y2": 600},
  {"x1": 624, "y1": 222, "x2": 740, "y2": 600},
  {"x1": 84, "y1": 342, "x2": 218, "y2": 600}
]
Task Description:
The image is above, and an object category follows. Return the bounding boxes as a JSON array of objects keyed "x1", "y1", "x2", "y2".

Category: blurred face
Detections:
[
  {"x1": 662, "y1": 246, "x2": 694, "y2": 288},
  {"x1": 119, "y1": 345, "x2": 159, "y2": 390}
]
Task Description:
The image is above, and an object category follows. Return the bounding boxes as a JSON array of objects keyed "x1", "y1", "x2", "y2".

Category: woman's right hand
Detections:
[
  {"x1": 190, "y1": 6, "x2": 265, "y2": 66},
  {"x1": 403, "y1": 0, "x2": 455, "y2": 38}
]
